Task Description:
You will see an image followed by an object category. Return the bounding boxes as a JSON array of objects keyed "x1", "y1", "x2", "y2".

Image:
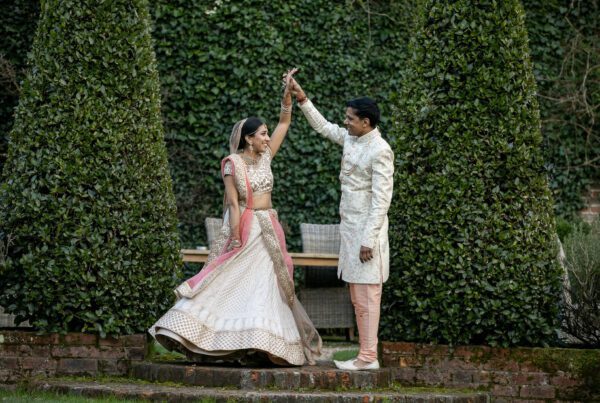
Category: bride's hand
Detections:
[
  {"x1": 282, "y1": 68, "x2": 299, "y2": 94},
  {"x1": 281, "y1": 68, "x2": 298, "y2": 109}
]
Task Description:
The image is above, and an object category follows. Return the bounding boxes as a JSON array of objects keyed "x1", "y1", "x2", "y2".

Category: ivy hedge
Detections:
[
  {"x1": 0, "y1": 0, "x2": 594, "y2": 343},
  {"x1": 0, "y1": 0, "x2": 180, "y2": 335},
  {"x1": 382, "y1": 0, "x2": 562, "y2": 346},
  {"x1": 523, "y1": 0, "x2": 600, "y2": 217},
  {"x1": 1, "y1": 1, "x2": 596, "y2": 248},
  {"x1": 150, "y1": 0, "x2": 416, "y2": 249},
  {"x1": 0, "y1": 1, "x2": 40, "y2": 174}
]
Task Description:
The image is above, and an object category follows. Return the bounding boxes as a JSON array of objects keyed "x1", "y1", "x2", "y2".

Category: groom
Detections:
[{"x1": 290, "y1": 77, "x2": 394, "y2": 370}]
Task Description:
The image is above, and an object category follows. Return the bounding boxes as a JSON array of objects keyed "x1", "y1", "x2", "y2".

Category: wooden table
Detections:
[{"x1": 181, "y1": 249, "x2": 339, "y2": 267}]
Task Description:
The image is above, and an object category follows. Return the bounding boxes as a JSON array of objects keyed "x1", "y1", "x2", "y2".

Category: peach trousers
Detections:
[{"x1": 349, "y1": 283, "x2": 383, "y2": 363}]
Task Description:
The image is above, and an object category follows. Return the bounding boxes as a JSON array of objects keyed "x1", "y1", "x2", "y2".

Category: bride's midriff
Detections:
[{"x1": 251, "y1": 192, "x2": 272, "y2": 210}]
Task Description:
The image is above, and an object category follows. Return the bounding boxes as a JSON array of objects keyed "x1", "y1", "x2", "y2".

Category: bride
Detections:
[{"x1": 150, "y1": 69, "x2": 321, "y2": 366}]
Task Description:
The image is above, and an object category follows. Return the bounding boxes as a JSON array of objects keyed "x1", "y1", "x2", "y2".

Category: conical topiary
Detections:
[
  {"x1": 383, "y1": 0, "x2": 562, "y2": 346},
  {"x1": 0, "y1": 0, "x2": 180, "y2": 335}
]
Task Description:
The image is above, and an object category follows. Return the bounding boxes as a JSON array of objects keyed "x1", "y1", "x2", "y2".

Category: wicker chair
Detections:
[
  {"x1": 204, "y1": 217, "x2": 224, "y2": 250},
  {"x1": 0, "y1": 306, "x2": 30, "y2": 328},
  {"x1": 298, "y1": 223, "x2": 354, "y2": 339},
  {"x1": 300, "y1": 223, "x2": 344, "y2": 287}
]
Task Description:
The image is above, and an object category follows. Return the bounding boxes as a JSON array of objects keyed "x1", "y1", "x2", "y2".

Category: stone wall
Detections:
[
  {"x1": 382, "y1": 341, "x2": 600, "y2": 402},
  {"x1": 0, "y1": 330, "x2": 147, "y2": 383}
]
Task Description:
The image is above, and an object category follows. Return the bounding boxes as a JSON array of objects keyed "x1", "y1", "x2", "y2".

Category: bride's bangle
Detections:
[
  {"x1": 230, "y1": 239, "x2": 242, "y2": 248},
  {"x1": 280, "y1": 102, "x2": 292, "y2": 114}
]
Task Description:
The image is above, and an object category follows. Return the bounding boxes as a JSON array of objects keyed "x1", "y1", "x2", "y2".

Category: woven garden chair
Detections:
[
  {"x1": 300, "y1": 223, "x2": 343, "y2": 287},
  {"x1": 298, "y1": 223, "x2": 354, "y2": 339},
  {"x1": 0, "y1": 306, "x2": 29, "y2": 328}
]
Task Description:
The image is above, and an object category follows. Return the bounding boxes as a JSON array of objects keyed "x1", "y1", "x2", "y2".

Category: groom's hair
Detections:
[{"x1": 346, "y1": 97, "x2": 380, "y2": 128}]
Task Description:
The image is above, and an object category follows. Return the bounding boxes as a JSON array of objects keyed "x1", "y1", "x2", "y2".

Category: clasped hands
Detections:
[{"x1": 281, "y1": 69, "x2": 306, "y2": 104}]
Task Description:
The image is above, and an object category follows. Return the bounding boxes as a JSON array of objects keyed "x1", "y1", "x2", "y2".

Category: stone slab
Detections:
[
  {"x1": 131, "y1": 361, "x2": 393, "y2": 391},
  {"x1": 30, "y1": 379, "x2": 491, "y2": 403}
]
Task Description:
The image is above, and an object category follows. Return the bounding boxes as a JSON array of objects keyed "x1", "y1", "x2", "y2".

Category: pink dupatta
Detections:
[{"x1": 178, "y1": 156, "x2": 254, "y2": 295}]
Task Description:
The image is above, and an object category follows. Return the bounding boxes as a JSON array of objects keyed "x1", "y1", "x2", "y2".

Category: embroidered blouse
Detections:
[{"x1": 223, "y1": 147, "x2": 274, "y2": 195}]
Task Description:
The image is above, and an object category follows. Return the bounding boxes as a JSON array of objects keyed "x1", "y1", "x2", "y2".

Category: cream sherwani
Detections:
[{"x1": 299, "y1": 100, "x2": 394, "y2": 285}]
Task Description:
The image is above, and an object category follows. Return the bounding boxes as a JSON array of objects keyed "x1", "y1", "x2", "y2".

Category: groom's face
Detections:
[{"x1": 344, "y1": 107, "x2": 369, "y2": 137}]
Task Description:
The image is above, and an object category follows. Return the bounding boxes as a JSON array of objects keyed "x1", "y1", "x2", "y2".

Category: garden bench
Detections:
[{"x1": 181, "y1": 249, "x2": 339, "y2": 266}]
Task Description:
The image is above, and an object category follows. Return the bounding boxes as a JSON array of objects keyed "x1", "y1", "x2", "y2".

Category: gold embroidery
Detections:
[
  {"x1": 238, "y1": 147, "x2": 273, "y2": 194},
  {"x1": 153, "y1": 309, "x2": 305, "y2": 365},
  {"x1": 255, "y1": 211, "x2": 295, "y2": 306},
  {"x1": 223, "y1": 160, "x2": 233, "y2": 175},
  {"x1": 229, "y1": 154, "x2": 248, "y2": 202}
]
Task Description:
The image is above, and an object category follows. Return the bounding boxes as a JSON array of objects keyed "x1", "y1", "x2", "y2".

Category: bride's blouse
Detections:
[{"x1": 223, "y1": 147, "x2": 274, "y2": 196}]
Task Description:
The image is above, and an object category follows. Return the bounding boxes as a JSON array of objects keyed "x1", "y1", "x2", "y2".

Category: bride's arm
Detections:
[
  {"x1": 269, "y1": 68, "x2": 297, "y2": 157},
  {"x1": 223, "y1": 174, "x2": 241, "y2": 247}
]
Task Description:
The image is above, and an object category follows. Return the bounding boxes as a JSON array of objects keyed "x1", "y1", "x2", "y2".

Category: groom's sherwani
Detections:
[{"x1": 299, "y1": 100, "x2": 394, "y2": 284}]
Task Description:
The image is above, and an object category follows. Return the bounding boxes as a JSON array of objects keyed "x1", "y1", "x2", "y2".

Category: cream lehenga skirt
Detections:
[{"x1": 149, "y1": 212, "x2": 309, "y2": 366}]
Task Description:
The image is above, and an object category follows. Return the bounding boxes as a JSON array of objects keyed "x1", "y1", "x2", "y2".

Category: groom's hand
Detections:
[
  {"x1": 291, "y1": 77, "x2": 306, "y2": 104},
  {"x1": 286, "y1": 77, "x2": 307, "y2": 104},
  {"x1": 359, "y1": 246, "x2": 373, "y2": 263}
]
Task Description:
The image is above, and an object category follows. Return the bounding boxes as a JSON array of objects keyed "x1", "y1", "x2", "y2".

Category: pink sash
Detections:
[{"x1": 179, "y1": 156, "x2": 255, "y2": 294}]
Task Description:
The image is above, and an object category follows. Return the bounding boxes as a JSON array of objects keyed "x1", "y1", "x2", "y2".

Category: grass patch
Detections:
[
  {"x1": 147, "y1": 340, "x2": 185, "y2": 361},
  {"x1": 44, "y1": 375, "x2": 190, "y2": 389},
  {"x1": 0, "y1": 389, "x2": 143, "y2": 403},
  {"x1": 332, "y1": 348, "x2": 359, "y2": 361}
]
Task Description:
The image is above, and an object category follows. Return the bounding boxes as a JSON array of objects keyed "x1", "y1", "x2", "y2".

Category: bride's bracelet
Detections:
[{"x1": 280, "y1": 102, "x2": 292, "y2": 114}]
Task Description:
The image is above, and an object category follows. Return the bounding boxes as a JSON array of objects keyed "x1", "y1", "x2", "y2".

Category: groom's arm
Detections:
[
  {"x1": 298, "y1": 99, "x2": 347, "y2": 146},
  {"x1": 361, "y1": 146, "x2": 394, "y2": 249}
]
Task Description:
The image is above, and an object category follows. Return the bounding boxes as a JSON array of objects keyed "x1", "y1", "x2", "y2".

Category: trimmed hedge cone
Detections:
[
  {"x1": 0, "y1": 0, "x2": 180, "y2": 335},
  {"x1": 383, "y1": 0, "x2": 562, "y2": 346}
]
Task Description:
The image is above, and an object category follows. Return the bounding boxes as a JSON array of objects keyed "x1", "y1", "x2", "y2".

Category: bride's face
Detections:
[{"x1": 251, "y1": 124, "x2": 270, "y2": 153}]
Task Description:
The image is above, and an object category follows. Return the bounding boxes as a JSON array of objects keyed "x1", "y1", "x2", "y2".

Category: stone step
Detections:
[
  {"x1": 131, "y1": 361, "x2": 393, "y2": 391},
  {"x1": 31, "y1": 379, "x2": 491, "y2": 402}
]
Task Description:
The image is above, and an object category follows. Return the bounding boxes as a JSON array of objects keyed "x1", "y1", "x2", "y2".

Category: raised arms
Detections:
[
  {"x1": 269, "y1": 68, "x2": 298, "y2": 157},
  {"x1": 290, "y1": 77, "x2": 347, "y2": 146}
]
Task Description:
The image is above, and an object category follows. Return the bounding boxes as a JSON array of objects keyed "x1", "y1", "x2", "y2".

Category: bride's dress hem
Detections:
[{"x1": 150, "y1": 309, "x2": 306, "y2": 366}]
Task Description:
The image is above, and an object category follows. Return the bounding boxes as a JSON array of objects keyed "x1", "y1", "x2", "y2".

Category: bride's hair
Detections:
[{"x1": 238, "y1": 117, "x2": 263, "y2": 150}]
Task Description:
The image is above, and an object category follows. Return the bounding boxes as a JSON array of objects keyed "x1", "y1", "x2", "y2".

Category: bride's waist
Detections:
[{"x1": 240, "y1": 192, "x2": 272, "y2": 210}]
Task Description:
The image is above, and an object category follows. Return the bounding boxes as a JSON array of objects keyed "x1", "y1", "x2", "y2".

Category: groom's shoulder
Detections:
[{"x1": 373, "y1": 135, "x2": 392, "y2": 153}]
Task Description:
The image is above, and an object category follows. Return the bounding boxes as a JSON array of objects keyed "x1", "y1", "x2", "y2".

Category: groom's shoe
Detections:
[{"x1": 334, "y1": 358, "x2": 380, "y2": 371}]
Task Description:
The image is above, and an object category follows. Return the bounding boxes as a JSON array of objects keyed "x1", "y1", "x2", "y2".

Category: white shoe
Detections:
[{"x1": 333, "y1": 358, "x2": 380, "y2": 371}]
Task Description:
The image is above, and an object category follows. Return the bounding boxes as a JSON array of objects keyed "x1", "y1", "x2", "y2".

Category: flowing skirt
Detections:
[{"x1": 150, "y1": 212, "x2": 306, "y2": 365}]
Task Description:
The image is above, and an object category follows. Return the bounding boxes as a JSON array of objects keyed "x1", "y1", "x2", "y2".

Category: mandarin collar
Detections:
[{"x1": 355, "y1": 127, "x2": 380, "y2": 144}]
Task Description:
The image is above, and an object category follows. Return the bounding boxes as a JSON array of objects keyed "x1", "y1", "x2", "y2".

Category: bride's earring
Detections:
[{"x1": 249, "y1": 143, "x2": 254, "y2": 153}]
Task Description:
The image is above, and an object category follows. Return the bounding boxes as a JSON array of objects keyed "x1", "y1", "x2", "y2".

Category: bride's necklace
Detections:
[{"x1": 240, "y1": 151, "x2": 259, "y2": 166}]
